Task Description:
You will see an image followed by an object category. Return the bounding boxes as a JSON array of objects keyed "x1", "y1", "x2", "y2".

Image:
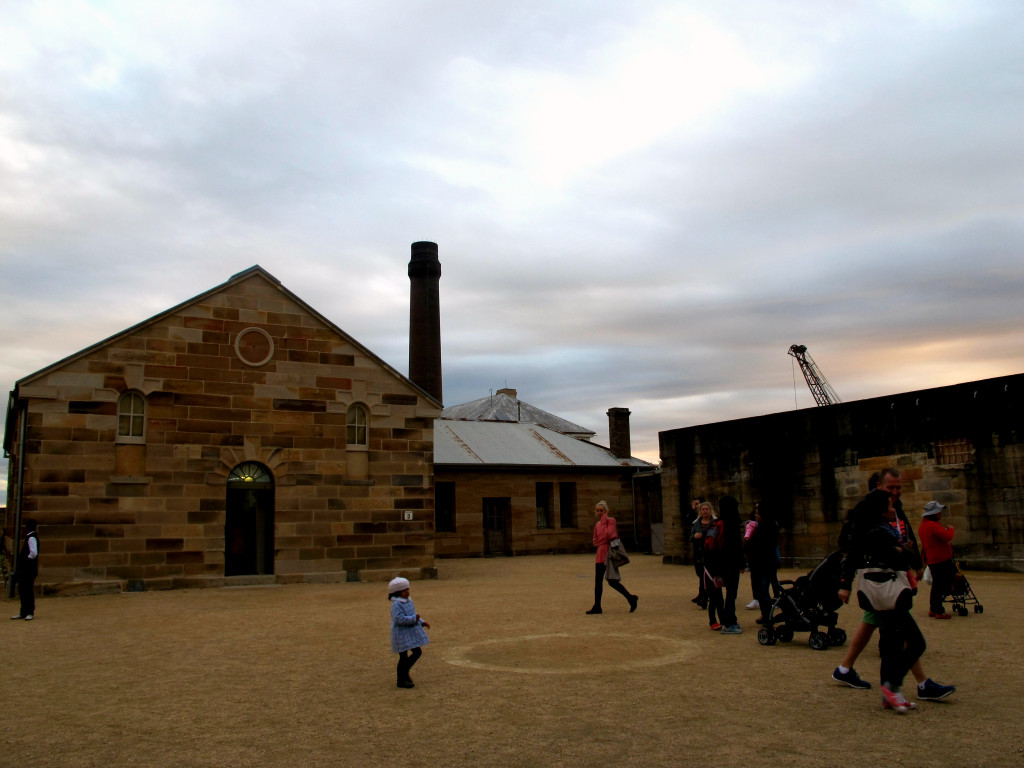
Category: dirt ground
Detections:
[{"x1": 2, "y1": 554, "x2": 1021, "y2": 768}]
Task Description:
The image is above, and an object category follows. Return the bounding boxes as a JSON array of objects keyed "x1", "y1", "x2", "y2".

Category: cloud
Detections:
[{"x1": 3, "y1": 0, "x2": 1024, "y2": 487}]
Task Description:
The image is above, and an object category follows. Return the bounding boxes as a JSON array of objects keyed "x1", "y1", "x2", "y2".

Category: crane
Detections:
[{"x1": 788, "y1": 344, "x2": 841, "y2": 406}]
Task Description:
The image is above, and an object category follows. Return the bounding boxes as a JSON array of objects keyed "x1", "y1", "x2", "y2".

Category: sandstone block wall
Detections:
[
  {"x1": 5, "y1": 270, "x2": 440, "y2": 593},
  {"x1": 433, "y1": 468, "x2": 639, "y2": 557}
]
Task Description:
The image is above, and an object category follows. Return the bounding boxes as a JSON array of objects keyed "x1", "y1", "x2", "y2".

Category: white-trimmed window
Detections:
[
  {"x1": 117, "y1": 392, "x2": 146, "y2": 443},
  {"x1": 346, "y1": 404, "x2": 368, "y2": 447}
]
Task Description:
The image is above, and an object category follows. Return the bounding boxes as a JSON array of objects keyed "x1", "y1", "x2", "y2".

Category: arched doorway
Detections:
[{"x1": 225, "y1": 462, "x2": 275, "y2": 576}]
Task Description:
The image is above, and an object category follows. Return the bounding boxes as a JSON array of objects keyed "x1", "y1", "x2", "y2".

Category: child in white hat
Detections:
[{"x1": 388, "y1": 577, "x2": 430, "y2": 688}]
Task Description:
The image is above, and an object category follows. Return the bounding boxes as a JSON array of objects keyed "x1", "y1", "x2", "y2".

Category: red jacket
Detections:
[{"x1": 918, "y1": 517, "x2": 955, "y2": 565}]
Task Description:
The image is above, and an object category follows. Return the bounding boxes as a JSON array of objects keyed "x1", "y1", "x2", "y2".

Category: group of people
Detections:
[
  {"x1": 688, "y1": 496, "x2": 780, "y2": 634},
  {"x1": 833, "y1": 467, "x2": 957, "y2": 711},
  {"x1": 680, "y1": 468, "x2": 958, "y2": 712}
]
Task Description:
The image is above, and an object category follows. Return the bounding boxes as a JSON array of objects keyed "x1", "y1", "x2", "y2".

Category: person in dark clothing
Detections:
[
  {"x1": 11, "y1": 518, "x2": 39, "y2": 621},
  {"x1": 745, "y1": 504, "x2": 779, "y2": 626},
  {"x1": 707, "y1": 496, "x2": 745, "y2": 634},
  {"x1": 838, "y1": 490, "x2": 926, "y2": 712},
  {"x1": 690, "y1": 499, "x2": 712, "y2": 608}
]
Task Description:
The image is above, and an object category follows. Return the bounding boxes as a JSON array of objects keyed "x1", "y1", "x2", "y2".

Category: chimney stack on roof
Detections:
[
  {"x1": 408, "y1": 241, "x2": 442, "y2": 403},
  {"x1": 607, "y1": 407, "x2": 631, "y2": 458},
  {"x1": 496, "y1": 388, "x2": 517, "y2": 398}
]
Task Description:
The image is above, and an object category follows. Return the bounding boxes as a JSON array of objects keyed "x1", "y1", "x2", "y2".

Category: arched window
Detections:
[
  {"x1": 227, "y1": 462, "x2": 273, "y2": 485},
  {"x1": 117, "y1": 392, "x2": 146, "y2": 443},
  {"x1": 346, "y1": 404, "x2": 368, "y2": 447}
]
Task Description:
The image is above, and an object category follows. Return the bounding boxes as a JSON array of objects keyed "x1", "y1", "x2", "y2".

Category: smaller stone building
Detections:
[{"x1": 433, "y1": 390, "x2": 658, "y2": 557}]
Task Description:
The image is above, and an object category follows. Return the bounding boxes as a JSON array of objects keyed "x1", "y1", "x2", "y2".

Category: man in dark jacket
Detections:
[{"x1": 11, "y1": 518, "x2": 39, "y2": 621}]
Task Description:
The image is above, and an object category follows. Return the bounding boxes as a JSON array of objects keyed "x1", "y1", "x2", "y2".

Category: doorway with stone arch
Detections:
[{"x1": 225, "y1": 462, "x2": 275, "y2": 576}]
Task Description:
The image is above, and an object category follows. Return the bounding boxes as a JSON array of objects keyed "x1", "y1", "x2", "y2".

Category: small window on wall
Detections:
[
  {"x1": 117, "y1": 392, "x2": 146, "y2": 443},
  {"x1": 935, "y1": 438, "x2": 973, "y2": 465},
  {"x1": 435, "y1": 481, "x2": 456, "y2": 533},
  {"x1": 559, "y1": 482, "x2": 577, "y2": 528},
  {"x1": 536, "y1": 482, "x2": 554, "y2": 529},
  {"x1": 346, "y1": 404, "x2": 368, "y2": 447}
]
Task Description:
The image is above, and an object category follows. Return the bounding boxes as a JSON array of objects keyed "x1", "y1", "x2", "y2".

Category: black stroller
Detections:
[
  {"x1": 944, "y1": 559, "x2": 984, "y2": 616},
  {"x1": 757, "y1": 550, "x2": 847, "y2": 650}
]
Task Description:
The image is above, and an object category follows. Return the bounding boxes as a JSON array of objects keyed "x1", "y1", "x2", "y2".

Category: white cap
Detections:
[
  {"x1": 388, "y1": 577, "x2": 410, "y2": 594},
  {"x1": 922, "y1": 501, "x2": 947, "y2": 517}
]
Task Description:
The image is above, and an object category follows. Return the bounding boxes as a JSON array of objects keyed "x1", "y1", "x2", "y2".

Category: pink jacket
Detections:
[{"x1": 593, "y1": 516, "x2": 619, "y2": 564}]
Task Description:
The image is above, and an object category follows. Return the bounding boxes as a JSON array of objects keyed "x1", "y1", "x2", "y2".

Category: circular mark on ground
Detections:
[{"x1": 445, "y1": 632, "x2": 695, "y2": 675}]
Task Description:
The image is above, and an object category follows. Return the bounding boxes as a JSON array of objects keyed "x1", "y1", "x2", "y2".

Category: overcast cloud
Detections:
[{"x1": 2, "y1": 1, "x2": 1023, "y2": 502}]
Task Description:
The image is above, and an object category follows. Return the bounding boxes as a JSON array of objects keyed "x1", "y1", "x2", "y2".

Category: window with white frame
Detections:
[
  {"x1": 346, "y1": 404, "x2": 368, "y2": 447},
  {"x1": 117, "y1": 392, "x2": 146, "y2": 443}
]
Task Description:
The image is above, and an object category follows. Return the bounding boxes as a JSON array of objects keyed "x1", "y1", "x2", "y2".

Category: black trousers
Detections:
[
  {"x1": 928, "y1": 558, "x2": 956, "y2": 614},
  {"x1": 879, "y1": 611, "x2": 926, "y2": 690},
  {"x1": 593, "y1": 563, "x2": 633, "y2": 608},
  {"x1": 18, "y1": 575, "x2": 36, "y2": 617},
  {"x1": 397, "y1": 647, "x2": 422, "y2": 683}
]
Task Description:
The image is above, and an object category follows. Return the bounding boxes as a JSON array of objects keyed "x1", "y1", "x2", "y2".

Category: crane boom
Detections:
[{"x1": 788, "y1": 344, "x2": 841, "y2": 406}]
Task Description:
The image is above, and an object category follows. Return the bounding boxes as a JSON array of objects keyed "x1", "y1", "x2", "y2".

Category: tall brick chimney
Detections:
[
  {"x1": 408, "y1": 241, "x2": 442, "y2": 403},
  {"x1": 607, "y1": 407, "x2": 631, "y2": 458}
]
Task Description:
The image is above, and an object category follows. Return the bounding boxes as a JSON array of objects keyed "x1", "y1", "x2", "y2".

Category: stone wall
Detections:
[
  {"x1": 433, "y1": 467, "x2": 641, "y2": 557},
  {"x1": 5, "y1": 269, "x2": 440, "y2": 594}
]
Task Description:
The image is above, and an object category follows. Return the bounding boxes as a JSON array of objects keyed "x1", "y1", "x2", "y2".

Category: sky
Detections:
[{"x1": 2, "y1": 1, "x2": 1024, "y2": 504}]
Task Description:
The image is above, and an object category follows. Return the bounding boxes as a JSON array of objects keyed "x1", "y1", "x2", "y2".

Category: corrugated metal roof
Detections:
[
  {"x1": 440, "y1": 392, "x2": 595, "y2": 439},
  {"x1": 434, "y1": 421, "x2": 651, "y2": 468}
]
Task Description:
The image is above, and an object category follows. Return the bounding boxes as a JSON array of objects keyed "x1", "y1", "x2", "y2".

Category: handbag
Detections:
[
  {"x1": 856, "y1": 567, "x2": 913, "y2": 612},
  {"x1": 608, "y1": 538, "x2": 630, "y2": 567}
]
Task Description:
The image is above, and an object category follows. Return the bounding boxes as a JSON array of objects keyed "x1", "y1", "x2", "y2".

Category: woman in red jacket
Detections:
[
  {"x1": 918, "y1": 501, "x2": 956, "y2": 619},
  {"x1": 586, "y1": 501, "x2": 638, "y2": 614}
]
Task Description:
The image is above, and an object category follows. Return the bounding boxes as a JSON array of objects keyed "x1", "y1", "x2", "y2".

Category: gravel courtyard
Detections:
[{"x1": 2, "y1": 555, "x2": 1021, "y2": 768}]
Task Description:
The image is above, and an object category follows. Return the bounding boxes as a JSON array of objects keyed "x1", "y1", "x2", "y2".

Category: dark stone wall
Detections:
[{"x1": 660, "y1": 373, "x2": 1024, "y2": 572}]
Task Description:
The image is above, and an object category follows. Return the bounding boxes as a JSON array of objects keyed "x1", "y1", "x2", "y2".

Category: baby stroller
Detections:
[
  {"x1": 757, "y1": 550, "x2": 847, "y2": 650},
  {"x1": 944, "y1": 559, "x2": 984, "y2": 616}
]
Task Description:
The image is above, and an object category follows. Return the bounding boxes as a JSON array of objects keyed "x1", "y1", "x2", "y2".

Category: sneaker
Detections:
[
  {"x1": 881, "y1": 684, "x2": 916, "y2": 712},
  {"x1": 745, "y1": 600, "x2": 759, "y2": 610},
  {"x1": 10, "y1": 615, "x2": 24, "y2": 620},
  {"x1": 832, "y1": 667, "x2": 872, "y2": 689},
  {"x1": 721, "y1": 624, "x2": 743, "y2": 634},
  {"x1": 917, "y1": 678, "x2": 956, "y2": 701},
  {"x1": 933, "y1": 613, "x2": 952, "y2": 620},
  {"x1": 709, "y1": 622, "x2": 723, "y2": 631},
  {"x1": 23, "y1": 615, "x2": 33, "y2": 621}
]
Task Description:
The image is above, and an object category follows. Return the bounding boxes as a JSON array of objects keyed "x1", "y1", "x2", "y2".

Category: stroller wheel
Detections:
[
  {"x1": 757, "y1": 628, "x2": 776, "y2": 646},
  {"x1": 776, "y1": 626, "x2": 794, "y2": 644},
  {"x1": 828, "y1": 628, "x2": 847, "y2": 646},
  {"x1": 958, "y1": 606, "x2": 969, "y2": 617},
  {"x1": 975, "y1": 604, "x2": 984, "y2": 614},
  {"x1": 808, "y1": 631, "x2": 829, "y2": 651}
]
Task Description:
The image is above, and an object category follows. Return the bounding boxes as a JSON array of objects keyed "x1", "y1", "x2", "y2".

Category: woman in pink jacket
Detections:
[{"x1": 586, "y1": 501, "x2": 638, "y2": 614}]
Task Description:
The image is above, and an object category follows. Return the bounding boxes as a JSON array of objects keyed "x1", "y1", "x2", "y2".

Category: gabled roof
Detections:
[
  {"x1": 434, "y1": 420, "x2": 651, "y2": 468},
  {"x1": 10, "y1": 265, "x2": 440, "y2": 406},
  {"x1": 440, "y1": 392, "x2": 595, "y2": 440}
]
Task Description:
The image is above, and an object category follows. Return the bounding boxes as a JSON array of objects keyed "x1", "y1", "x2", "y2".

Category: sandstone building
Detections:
[
  {"x1": 433, "y1": 390, "x2": 659, "y2": 557},
  {"x1": 3, "y1": 243, "x2": 444, "y2": 594},
  {"x1": 660, "y1": 372, "x2": 1024, "y2": 572}
]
